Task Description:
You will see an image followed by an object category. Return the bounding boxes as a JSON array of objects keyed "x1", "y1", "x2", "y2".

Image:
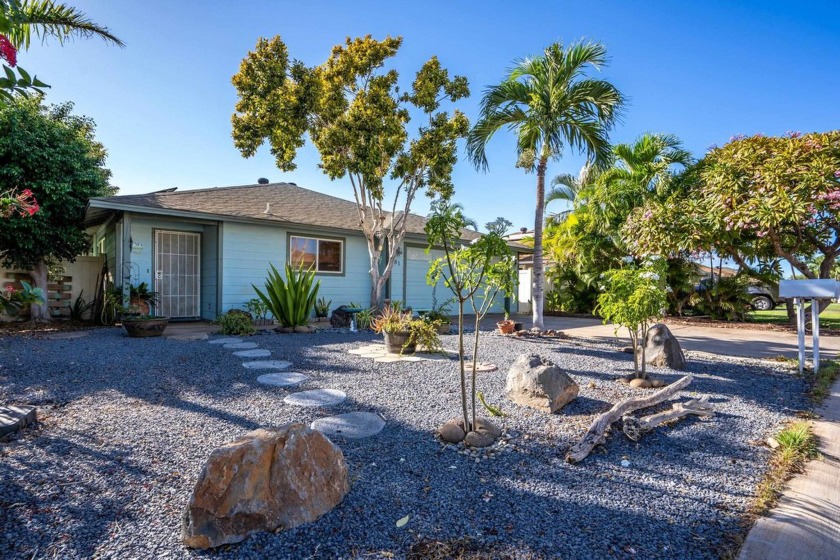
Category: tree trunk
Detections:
[
  {"x1": 30, "y1": 260, "x2": 50, "y2": 322},
  {"x1": 531, "y1": 158, "x2": 548, "y2": 331},
  {"x1": 566, "y1": 375, "x2": 693, "y2": 463},
  {"x1": 458, "y1": 300, "x2": 469, "y2": 430}
]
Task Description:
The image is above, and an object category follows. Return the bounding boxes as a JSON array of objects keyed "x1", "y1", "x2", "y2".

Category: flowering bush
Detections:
[
  {"x1": 625, "y1": 131, "x2": 840, "y2": 284},
  {"x1": 596, "y1": 261, "x2": 668, "y2": 378},
  {"x1": 1, "y1": 281, "x2": 46, "y2": 316},
  {"x1": 0, "y1": 188, "x2": 39, "y2": 217},
  {"x1": 0, "y1": 34, "x2": 16, "y2": 67}
]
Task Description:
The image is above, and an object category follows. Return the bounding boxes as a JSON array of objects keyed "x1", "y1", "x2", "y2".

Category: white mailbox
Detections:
[
  {"x1": 779, "y1": 279, "x2": 840, "y2": 299},
  {"x1": 778, "y1": 279, "x2": 839, "y2": 374}
]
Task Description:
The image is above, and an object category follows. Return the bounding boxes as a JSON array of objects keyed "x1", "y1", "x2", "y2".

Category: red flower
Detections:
[
  {"x1": 0, "y1": 35, "x2": 16, "y2": 68},
  {"x1": 27, "y1": 203, "x2": 39, "y2": 216}
]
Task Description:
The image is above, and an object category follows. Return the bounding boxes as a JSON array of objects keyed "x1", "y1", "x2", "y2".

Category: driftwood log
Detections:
[
  {"x1": 621, "y1": 397, "x2": 713, "y2": 441},
  {"x1": 565, "y1": 375, "x2": 693, "y2": 463}
]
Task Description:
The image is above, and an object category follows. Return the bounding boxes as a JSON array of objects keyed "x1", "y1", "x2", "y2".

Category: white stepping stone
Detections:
[
  {"x1": 233, "y1": 349, "x2": 271, "y2": 358},
  {"x1": 208, "y1": 337, "x2": 243, "y2": 345},
  {"x1": 224, "y1": 342, "x2": 259, "y2": 349},
  {"x1": 256, "y1": 372, "x2": 309, "y2": 387},
  {"x1": 311, "y1": 412, "x2": 385, "y2": 439},
  {"x1": 284, "y1": 389, "x2": 346, "y2": 407},
  {"x1": 243, "y1": 360, "x2": 291, "y2": 370}
]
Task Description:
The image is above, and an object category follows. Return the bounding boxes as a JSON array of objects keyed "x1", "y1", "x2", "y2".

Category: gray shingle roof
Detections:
[{"x1": 88, "y1": 182, "x2": 483, "y2": 240}]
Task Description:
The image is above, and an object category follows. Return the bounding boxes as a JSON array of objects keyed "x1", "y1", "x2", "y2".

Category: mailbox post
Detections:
[{"x1": 779, "y1": 279, "x2": 840, "y2": 374}]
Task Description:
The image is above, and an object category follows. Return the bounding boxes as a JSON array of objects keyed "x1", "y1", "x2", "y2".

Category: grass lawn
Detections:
[{"x1": 748, "y1": 302, "x2": 840, "y2": 329}]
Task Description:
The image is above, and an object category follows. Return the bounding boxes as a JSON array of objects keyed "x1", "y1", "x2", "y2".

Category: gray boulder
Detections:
[
  {"x1": 182, "y1": 424, "x2": 349, "y2": 549},
  {"x1": 639, "y1": 323, "x2": 686, "y2": 370},
  {"x1": 506, "y1": 354, "x2": 579, "y2": 413}
]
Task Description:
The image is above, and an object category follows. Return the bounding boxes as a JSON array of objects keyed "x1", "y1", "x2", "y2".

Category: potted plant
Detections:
[
  {"x1": 129, "y1": 282, "x2": 160, "y2": 316},
  {"x1": 314, "y1": 297, "x2": 331, "y2": 321},
  {"x1": 372, "y1": 304, "x2": 442, "y2": 354},
  {"x1": 497, "y1": 311, "x2": 515, "y2": 334},
  {"x1": 120, "y1": 305, "x2": 169, "y2": 337}
]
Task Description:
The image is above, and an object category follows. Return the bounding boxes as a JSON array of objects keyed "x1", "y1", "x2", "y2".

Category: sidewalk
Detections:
[{"x1": 737, "y1": 376, "x2": 840, "y2": 560}]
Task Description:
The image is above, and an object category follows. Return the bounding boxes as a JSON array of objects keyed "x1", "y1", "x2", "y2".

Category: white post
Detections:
[
  {"x1": 812, "y1": 297, "x2": 820, "y2": 374},
  {"x1": 796, "y1": 298, "x2": 806, "y2": 375}
]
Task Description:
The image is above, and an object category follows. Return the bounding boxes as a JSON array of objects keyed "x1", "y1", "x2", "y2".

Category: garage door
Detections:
[{"x1": 404, "y1": 246, "x2": 445, "y2": 311}]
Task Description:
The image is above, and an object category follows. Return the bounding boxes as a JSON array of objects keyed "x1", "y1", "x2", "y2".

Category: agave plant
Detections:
[{"x1": 253, "y1": 263, "x2": 320, "y2": 327}]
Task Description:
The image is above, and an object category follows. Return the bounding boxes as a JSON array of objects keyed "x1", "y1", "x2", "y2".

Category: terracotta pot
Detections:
[
  {"x1": 384, "y1": 331, "x2": 416, "y2": 354},
  {"x1": 436, "y1": 322, "x2": 452, "y2": 335},
  {"x1": 123, "y1": 317, "x2": 169, "y2": 338},
  {"x1": 497, "y1": 320, "x2": 515, "y2": 335},
  {"x1": 129, "y1": 298, "x2": 151, "y2": 316}
]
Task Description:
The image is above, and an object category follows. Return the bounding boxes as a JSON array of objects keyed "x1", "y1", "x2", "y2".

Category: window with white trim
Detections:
[{"x1": 289, "y1": 235, "x2": 343, "y2": 273}]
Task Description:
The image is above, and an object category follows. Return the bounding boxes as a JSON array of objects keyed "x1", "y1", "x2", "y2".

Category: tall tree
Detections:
[
  {"x1": 625, "y1": 131, "x2": 840, "y2": 315},
  {"x1": 467, "y1": 41, "x2": 624, "y2": 329},
  {"x1": 0, "y1": 98, "x2": 115, "y2": 319},
  {"x1": 0, "y1": 0, "x2": 123, "y2": 102},
  {"x1": 231, "y1": 35, "x2": 469, "y2": 307}
]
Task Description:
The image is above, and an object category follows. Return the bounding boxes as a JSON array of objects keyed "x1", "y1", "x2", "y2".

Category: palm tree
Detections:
[
  {"x1": 545, "y1": 163, "x2": 599, "y2": 226},
  {"x1": 1, "y1": 0, "x2": 124, "y2": 49},
  {"x1": 586, "y1": 133, "x2": 692, "y2": 233},
  {"x1": 467, "y1": 41, "x2": 624, "y2": 329}
]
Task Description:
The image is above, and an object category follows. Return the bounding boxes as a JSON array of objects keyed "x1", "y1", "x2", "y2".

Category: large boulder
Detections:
[
  {"x1": 639, "y1": 324, "x2": 686, "y2": 370},
  {"x1": 182, "y1": 424, "x2": 350, "y2": 549},
  {"x1": 505, "y1": 354, "x2": 579, "y2": 413}
]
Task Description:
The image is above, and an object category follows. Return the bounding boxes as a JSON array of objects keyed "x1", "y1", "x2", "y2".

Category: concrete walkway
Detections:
[
  {"x1": 483, "y1": 314, "x2": 840, "y2": 360},
  {"x1": 737, "y1": 376, "x2": 840, "y2": 560}
]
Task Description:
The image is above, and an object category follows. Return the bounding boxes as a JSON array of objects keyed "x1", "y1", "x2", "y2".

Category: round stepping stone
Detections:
[
  {"x1": 233, "y1": 348, "x2": 271, "y2": 358},
  {"x1": 208, "y1": 337, "x2": 242, "y2": 345},
  {"x1": 464, "y1": 361, "x2": 498, "y2": 373},
  {"x1": 224, "y1": 342, "x2": 259, "y2": 349},
  {"x1": 243, "y1": 360, "x2": 291, "y2": 370},
  {"x1": 311, "y1": 412, "x2": 385, "y2": 439},
  {"x1": 256, "y1": 372, "x2": 309, "y2": 387},
  {"x1": 284, "y1": 389, "x2": 346, "y2": 407}
]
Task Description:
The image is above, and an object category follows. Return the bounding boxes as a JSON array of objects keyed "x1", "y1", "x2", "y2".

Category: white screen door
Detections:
[{"x1": 154, "y1": 230, "x2": 201, "y2": 318}]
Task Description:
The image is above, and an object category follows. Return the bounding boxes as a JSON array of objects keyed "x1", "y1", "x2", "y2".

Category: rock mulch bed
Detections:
[{"x1": 0, "y1": 327, "x2": 807, "y2": 559}]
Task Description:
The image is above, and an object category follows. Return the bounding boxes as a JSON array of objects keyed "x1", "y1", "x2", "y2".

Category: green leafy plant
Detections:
[
  {"x1": 69, "y1": 289, "x2": 93, "y2": 320},
  {"x1": 425, "y1": 201, "x2": 516, "y2": 431},
  {"x1": 244, "y1": 297, "x2": 269, "y2": 324},
  {"x1": 314, "y1": 296, "x2": 331, "y2": 318},
  {"x1": 596, "y1": 260, "x2": 668, "y2": 379},
  {"x1": 0, "y1": 279, "x2": 45, "y2": 315},
  {"x1": 371, "y1": 303, "x2": 442, "y2": 353},
  {"x1": 129, "y1": 281, "x2": 159, "y2": 313},
  {"x1": 218, "y1": 310, "x2": 256, "y2": 335},
  {"x1": 253, "y1": 263, "x2": 320, "y2": 328},
  {"x1": 355, "y1": 306, "x2": 374, "y2": 330},
  {"x1": 694, "y1": 273, "x2": 753, "y2": 321}
]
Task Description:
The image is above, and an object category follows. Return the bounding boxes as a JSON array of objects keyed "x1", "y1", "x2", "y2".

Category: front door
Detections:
[{"x1": 154, "y1": 230, "x2": 201, "y2": 318}]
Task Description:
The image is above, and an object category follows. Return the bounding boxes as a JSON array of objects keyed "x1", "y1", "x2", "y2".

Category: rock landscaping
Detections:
[
  {"x1": 0, "y1": 327, "x2": 809, "y2": 559},
  {"x1": 182, "y1": 424, "x2": 349, "y2": 549}
]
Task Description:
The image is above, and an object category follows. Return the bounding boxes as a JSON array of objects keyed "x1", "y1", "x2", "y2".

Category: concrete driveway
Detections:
[{"x1": 487, "y1": 314, "x2": 840, "y2": 360}]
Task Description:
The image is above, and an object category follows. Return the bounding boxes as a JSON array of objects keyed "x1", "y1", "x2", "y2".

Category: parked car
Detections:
[
  {"x1": 696, "y1": 277, "x2": 785, "y2": 311},
  {"x1": 746, "y1": 283, "x2": 785, "y2": 311}
]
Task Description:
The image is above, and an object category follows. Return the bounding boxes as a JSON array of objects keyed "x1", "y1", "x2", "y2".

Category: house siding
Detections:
[{"x1": 221, "y1": 222, "x2": 372, "y2": 314}]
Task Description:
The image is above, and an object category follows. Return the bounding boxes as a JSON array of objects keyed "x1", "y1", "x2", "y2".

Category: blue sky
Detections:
[{"x1": 18, "y1": 0, "x2": 840, "y2": 232}]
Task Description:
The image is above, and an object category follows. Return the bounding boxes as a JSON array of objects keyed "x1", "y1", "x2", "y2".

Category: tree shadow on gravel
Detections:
[
  {"x1": 229, "y1": 402, "x2": 750, "y2": 560},
  {"x1": 0, "y1": 429, "x2": 152, "y2": 559}
]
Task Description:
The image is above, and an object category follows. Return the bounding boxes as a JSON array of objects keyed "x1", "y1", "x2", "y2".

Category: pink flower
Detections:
[
  {"x1": 0, "y1": 35, "x2": 16, "y2": 68},
  {"x1": 786, "y1": 131, "x2": 802, "y2": 138}
]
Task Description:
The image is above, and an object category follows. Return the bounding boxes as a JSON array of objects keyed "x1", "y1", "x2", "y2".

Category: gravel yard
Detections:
[{"x1": 0, "y1": 327, "x2": 807, "y2": 559}]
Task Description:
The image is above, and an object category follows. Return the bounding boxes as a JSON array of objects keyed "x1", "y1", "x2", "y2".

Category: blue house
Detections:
[{"x1": 84, "y1": 182, "x2": 524, "y2": 320}]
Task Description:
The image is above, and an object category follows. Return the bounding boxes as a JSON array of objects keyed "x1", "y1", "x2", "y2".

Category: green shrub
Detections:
[
  {"x1": 253, "y1": 263, "x2": 320, "y2": 328},
  {"x1": 218, "y1": 310, "x2": 255, "y2": 335},
  {"x1": 695, "y1": 274, "x2": 752, "y2": 321}
]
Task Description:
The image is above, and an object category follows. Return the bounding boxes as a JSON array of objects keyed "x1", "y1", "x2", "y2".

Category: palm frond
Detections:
[{"x1": 8, "y1": 0, "x2": 124, "y2": 49}]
